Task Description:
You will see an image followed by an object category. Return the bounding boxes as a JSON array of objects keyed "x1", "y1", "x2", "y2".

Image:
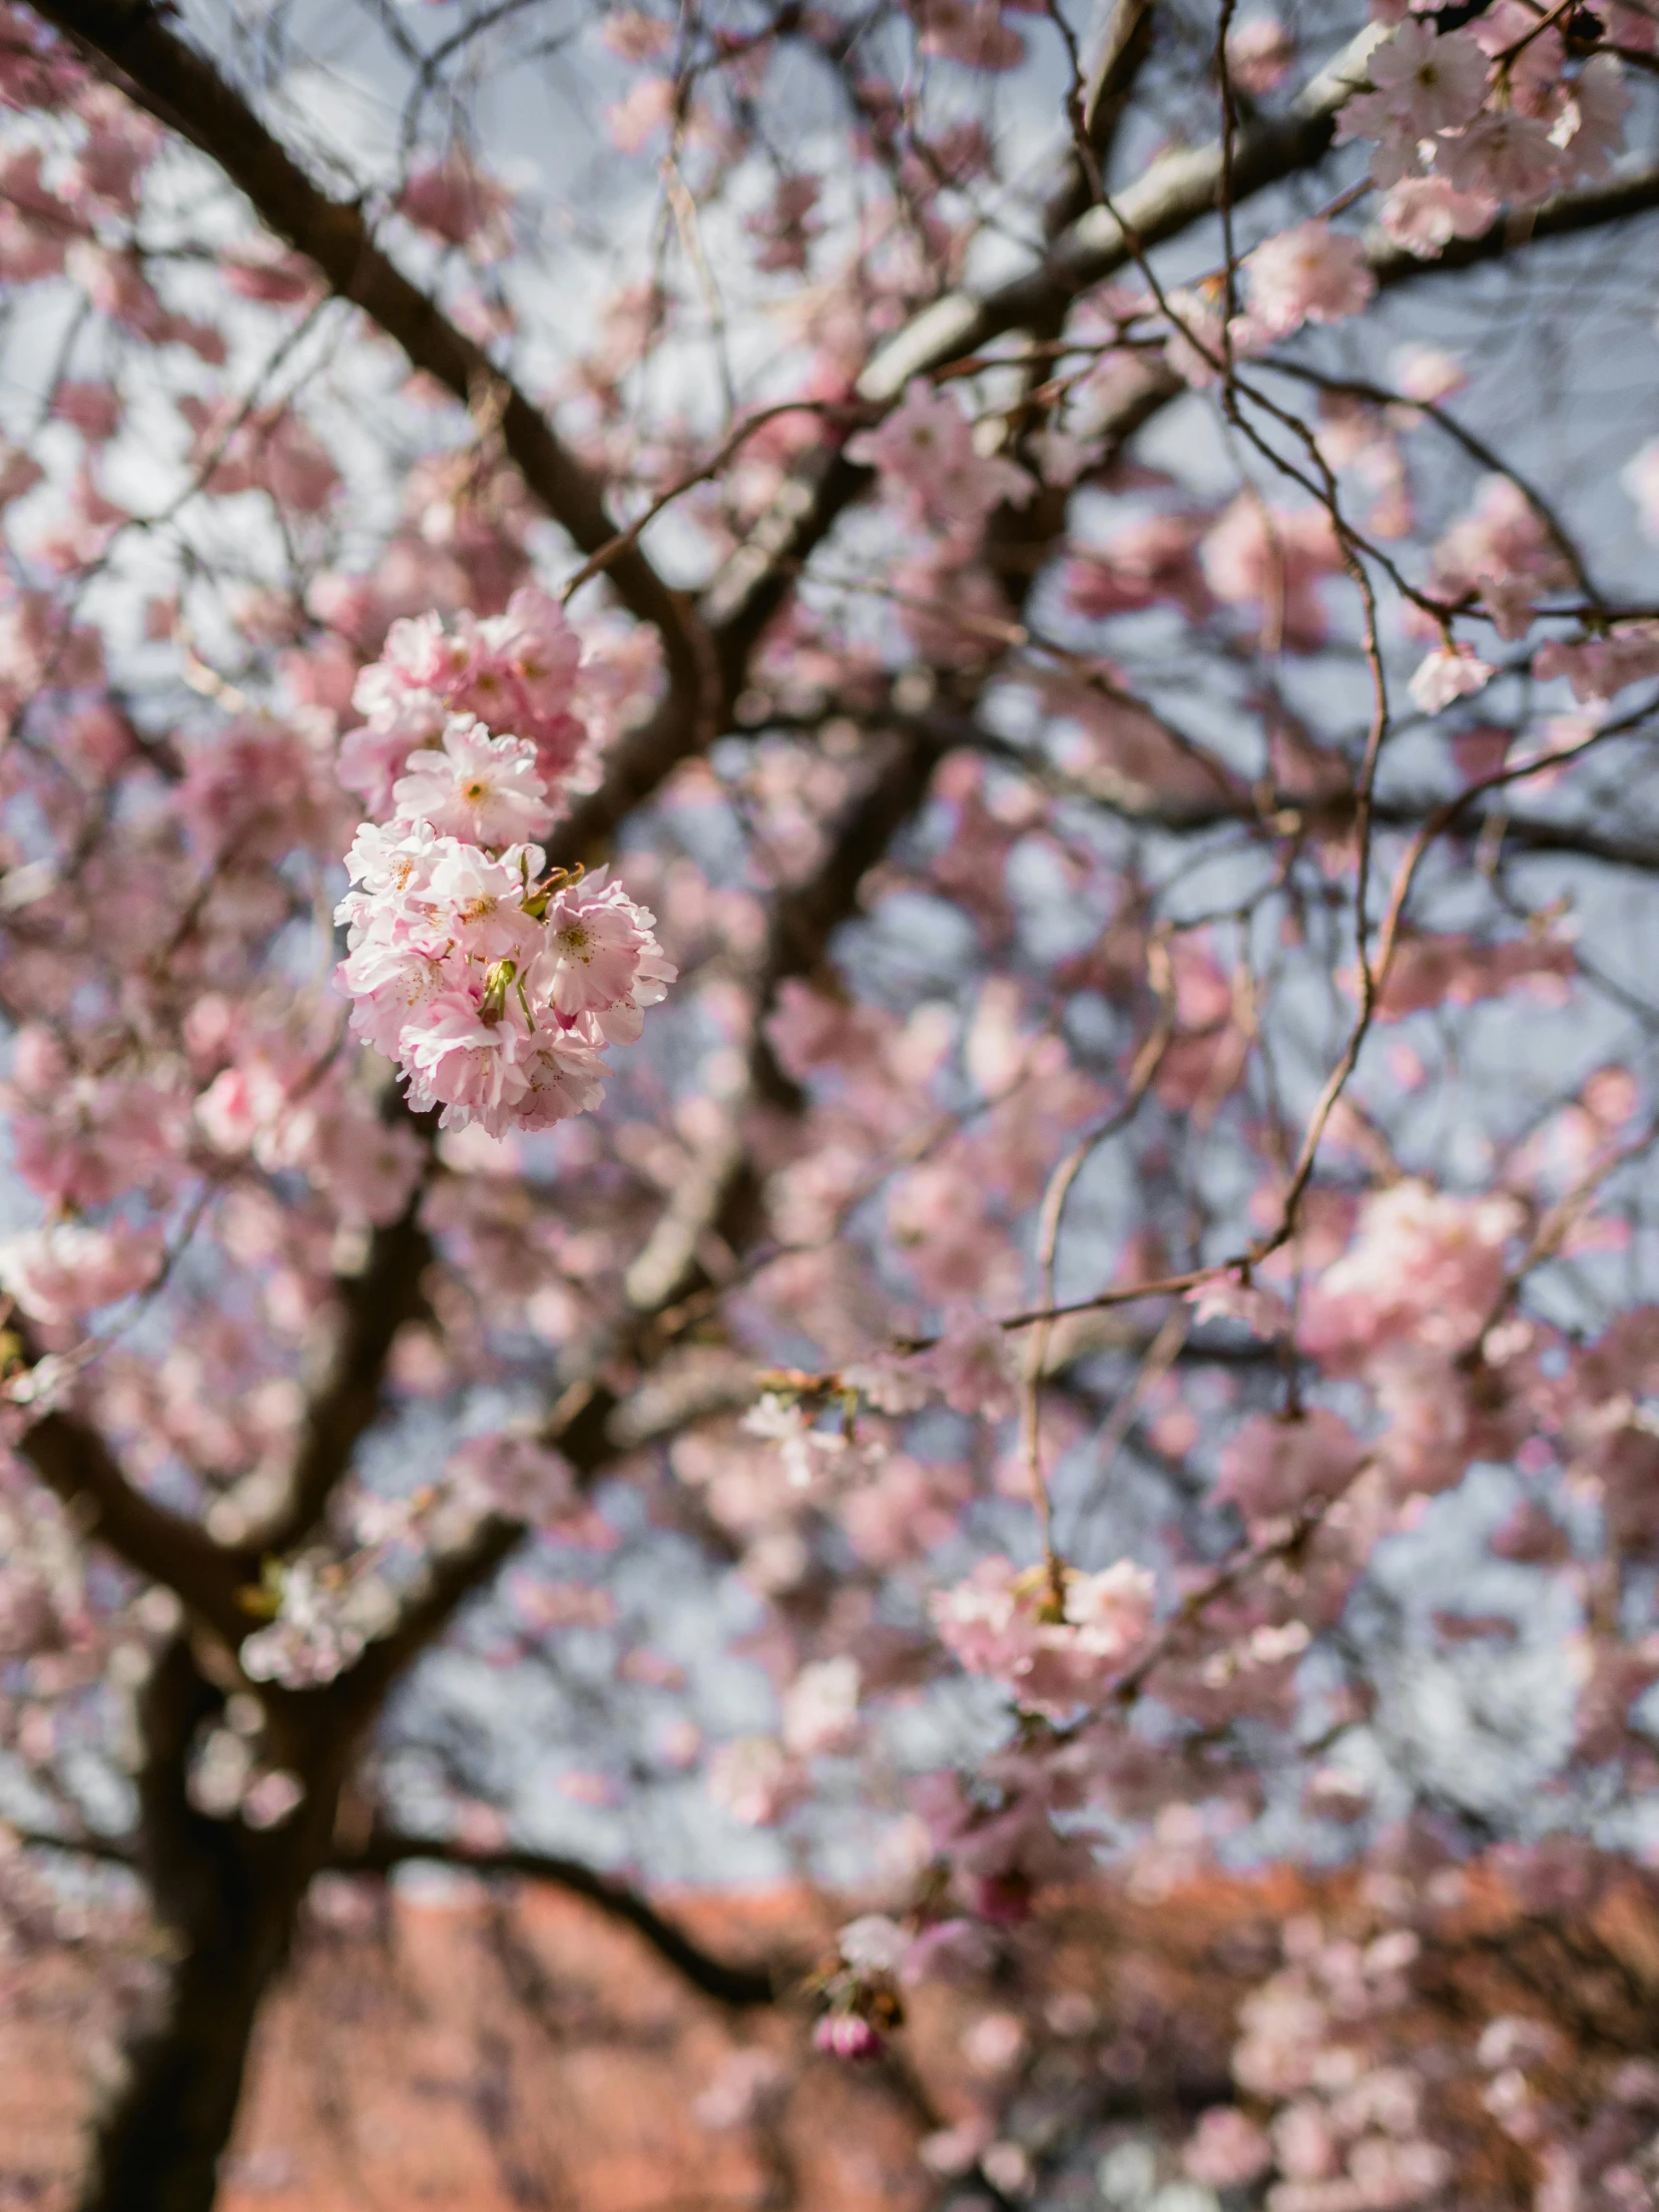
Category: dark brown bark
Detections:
[
  {"x1": 20, "y1": 1410, "x2": 252, "y2": 1644},
  {"x1": 80, "y1": 1508, "x2": 530, "y2": 2212},
  {"x1": 79, "y1": 1641, "x2": 345, "y2": 2212},
  {"x1": 252, "y1": 1201, "x2": 433, "y2": 1555},
  {"x1": 336, "y1": 1828, "x2": 786, "y2": 2007}
]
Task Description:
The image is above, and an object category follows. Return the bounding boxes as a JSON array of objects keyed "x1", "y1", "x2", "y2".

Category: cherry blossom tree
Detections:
[{"x1": 1, "y1": 0, "x2": 1659, "y2": 2206}]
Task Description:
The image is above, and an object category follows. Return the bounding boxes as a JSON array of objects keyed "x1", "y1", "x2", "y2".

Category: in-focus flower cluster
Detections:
[
  {"x1": 334, "y1": 609, "x2": 674, "y2": 1136},
  {"x1": 337, "y1": 586, "x2": 594, "y2": 819},
  {"x1": 931, "y1": 1555, "x2": 1156, "y2": 1718},
  {"x1": 1339, "y1": 10, "x2": 1630, "y2": 258}
]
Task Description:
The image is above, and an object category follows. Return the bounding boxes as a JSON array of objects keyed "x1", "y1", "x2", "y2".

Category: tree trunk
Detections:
[{"x1": 81, "y1": 1638, "x2": 339, "y2": 2212}]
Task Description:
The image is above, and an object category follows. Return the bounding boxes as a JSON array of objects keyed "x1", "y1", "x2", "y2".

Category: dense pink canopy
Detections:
[{"x1": 0, "y1": 0, "x2": 1658, "y2": 2206}]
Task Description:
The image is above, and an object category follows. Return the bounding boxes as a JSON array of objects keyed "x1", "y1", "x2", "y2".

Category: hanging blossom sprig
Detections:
[{"x1": 333, "y1": 599, "x2": 675, "y2": 1136}]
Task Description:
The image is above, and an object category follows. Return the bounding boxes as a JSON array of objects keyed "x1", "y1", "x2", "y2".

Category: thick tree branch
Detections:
[
  {"x1": 332, "y1": 1509, "x2": 523, "y2": 1718},
  {"x1": 74, "y1": 1634, "x2": 353, "y2": 2212},
  {"x1": 861, "y1": 27, "x2": 1381, "y2": 392},
  {"x1": 18, "y1": 1409, "x2": 252, "y2": 1646},
  {"x1": 985, "y1": 734, "x2": 1659, "y2": 874},
  {"x1": 704, "y1": 28, "x2": 1382, "y2": 653},
  {"x1": 710, "y1": 83, "x2": 1659, "y2": 684},
  {"x1": 618, "y1": 707, "x2": 956, "y2": 1316},
  {"x1": 334, "y1": 1827, "x2": 786, "y2": 2006},
  {"x1": 236, "y1": 1203, "x2": 433, "y2": 1556},
  {"x1": 619, "y1": 690, "x2": 970, "y2": 1307},
  {"x1": 1077, "y1": 0, "x2": 1158, "y2": 183},
  {"x1": 16, "y1": 1815, "x2": 789, "y2": 2006}
]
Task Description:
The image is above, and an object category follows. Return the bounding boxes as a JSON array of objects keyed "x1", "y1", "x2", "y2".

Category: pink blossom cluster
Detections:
[
  {"x1": 0, "y1": 1219, "x2": 163, "y2": 1329},
  {"x1": 846, "y1": 379, "x2": 1034, "y2": 547},
  {"x1": 395, "y1": 151, "x2": 514, "y2": 260},
  {"x1": 194, "y1": 1035, "x2": 426, "y2": 1230},
  {"x1": 699, "y1": 1657, "x2": 862, "y2": 1834},
  {"x1": 1203, "y1": 495, "x2": 1344, "y2": 648},
  {"x1": 1291, "y1": 1181, "x2": 1532, "y2": 1501},
  {"x1": 1407, "y1": 641, "x2": 1494, "y2": 716},
  {"x1": 1216, "y1": 1408, "x2": 1369, "y2": 1533},
  {"x1": 334, "y1": 701, "x2": 674, "y2": 1137},
  {"x1": 337, "y1": 586, "x2": 592, "y2": 819},
  {"x1": 1535, "y1": 622, "x2": 1659, "y2": 704},
  {"x1": 912, "y1": 1747, "x2": 1090, "y2": 1923},
  {"x1": 1161, "y1": 219, "x2": 1375, "y2": 390},
  {"x1": 1430, "y1": 475, "x2": 1573, "y2": 641},
  {"x1": 782, "y1": 1655, "x2": 862, "y2": 1757},
  {"x1": 744, "y1": 173, "x2": 822, "y2": 274},
  {"x1": 1186, "y1": 2105, "x2": 1275, "y2": 2189},
  {"x1": 707, "y1": 1734, "x2": 803, "y2": 1827},
  {"x1": 908, "y1": 0, "x2": 1025, "y2": 75},
  {"x1": 930, "y1": 1555, "x2": 1155, "y2": 1717},
  {"x1": 1339, "y1": 11, "x2": 1630, "y2": 258},
  {"x1": 916, "y1": 1309, "x2": 1020, "y2": 1419},
  {"x1": 1228, "y1": 1931, "x2": 1451, "y2": 2212},
  {"x1": 1246, "y1": 220, "x2": 1377, "y2": 341},
  {"x1": 445, "y1": 1428, "x2": 609, "y2": 1538},
  {"x1": 1, "y1": 1023, "x2": 188, "y2": 1211},
  {"x1": 1186, "y1": 1868, "x2": 1659, "y2": 2212},
  {"x1": 1301, "y1": 1181, "x2": 1518, "y2": 1369},
  {"x1": 1062, "y1": 511, "x2": 1209, "y2": 623},
  {"x1": 1372, "y1": 929, "x2": 1575, "y2": 1021}
]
